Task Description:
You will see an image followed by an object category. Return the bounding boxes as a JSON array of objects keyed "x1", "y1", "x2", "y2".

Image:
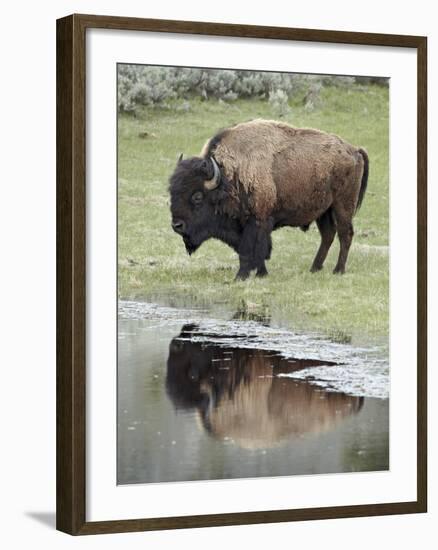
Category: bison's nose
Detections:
[{"x1": 172, "y1": 219, "x2": 186, "y2": 234}]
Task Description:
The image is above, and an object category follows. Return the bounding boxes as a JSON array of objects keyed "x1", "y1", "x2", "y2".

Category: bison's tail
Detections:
[{"x1": 356, "y1": 148, "x2": 369, "y2": 213}]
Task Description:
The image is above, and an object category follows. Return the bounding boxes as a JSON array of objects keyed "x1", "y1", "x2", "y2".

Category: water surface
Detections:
[{"x1": 118, "y1": 302, "x2": 389, "y2": 484}]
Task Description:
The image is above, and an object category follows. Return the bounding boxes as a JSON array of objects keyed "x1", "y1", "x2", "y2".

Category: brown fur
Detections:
[{"x1": 202, "y1": 119, "x2": 365, "y2": 223}]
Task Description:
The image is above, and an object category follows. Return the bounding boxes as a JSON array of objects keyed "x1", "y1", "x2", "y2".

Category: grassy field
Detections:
[{"x1": 118, "y1": 85, "x2": 389, "y2": 340}]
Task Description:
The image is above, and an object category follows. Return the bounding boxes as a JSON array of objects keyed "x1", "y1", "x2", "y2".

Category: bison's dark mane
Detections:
[
  {"x1": 169, "y1": 156, "x2": 244, "y2": 218},
  {"x1": 202, "y1": 214, "x2": 242, "y2": 251},
  {"x1": 168, "y1": 157, "x2": 215, "y2": 192}
]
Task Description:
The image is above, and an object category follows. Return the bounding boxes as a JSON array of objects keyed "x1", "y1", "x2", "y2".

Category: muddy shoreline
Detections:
[{"x1": 119, "y1": 300, "x2": 389, "y2": 399}]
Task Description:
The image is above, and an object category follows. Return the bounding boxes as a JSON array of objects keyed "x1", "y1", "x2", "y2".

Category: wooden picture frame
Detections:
[{"x1": 56, "y1": 13, "x2": 427, "y2": 535}]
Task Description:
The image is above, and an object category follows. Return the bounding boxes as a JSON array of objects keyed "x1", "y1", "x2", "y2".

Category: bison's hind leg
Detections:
[
  {"x1": 310, "y1": 208, "x2": 336, "y2": 273},
  {"x1": 333, "y1": 221, "x2": 354, "y2": 274},
  {"x1": 332, "y1": 206, "x2": 354, "y2": 275}
]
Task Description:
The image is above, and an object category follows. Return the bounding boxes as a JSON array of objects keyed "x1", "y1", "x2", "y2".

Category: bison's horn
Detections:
[{"x1": 204, "y1": 157, "x2": 220, "y2": 191}]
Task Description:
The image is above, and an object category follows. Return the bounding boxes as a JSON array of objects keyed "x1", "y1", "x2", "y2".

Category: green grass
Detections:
[{"x1": 118, "y1": 85, "x2": 389, "y2": 340}]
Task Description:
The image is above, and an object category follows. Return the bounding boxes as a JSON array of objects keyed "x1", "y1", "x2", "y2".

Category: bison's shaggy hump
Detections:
[{"x1": 201, "y1": 119, "x2": 359, "y2": 220}]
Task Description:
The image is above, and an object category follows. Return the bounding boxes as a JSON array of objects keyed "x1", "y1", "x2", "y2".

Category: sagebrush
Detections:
[{"x1": 118, "y1": 65, "x2": 387, "y2": 113}]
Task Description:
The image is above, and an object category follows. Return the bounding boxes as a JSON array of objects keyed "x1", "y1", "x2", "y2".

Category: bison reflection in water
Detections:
[{"x1": 166, "y1": 325, "x2": 363, "y2": 449}]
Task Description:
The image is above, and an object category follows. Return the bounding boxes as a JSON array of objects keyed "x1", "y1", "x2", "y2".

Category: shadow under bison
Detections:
[{"x1": 166, "y1": 324, "x2": 364, "y2": 449}]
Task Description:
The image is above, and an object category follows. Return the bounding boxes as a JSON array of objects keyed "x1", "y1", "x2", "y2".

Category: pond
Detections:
[{"x1": 117, "y1": 301, "x2": 389, "y2": 485}]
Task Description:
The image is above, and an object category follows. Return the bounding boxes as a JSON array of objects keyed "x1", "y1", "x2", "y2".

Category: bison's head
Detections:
[{"x1": 169, "y1": 156, "x2": 222, "y2": 254}]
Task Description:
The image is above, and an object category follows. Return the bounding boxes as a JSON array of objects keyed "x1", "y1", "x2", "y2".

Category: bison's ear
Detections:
[{"x1": 199, "y1": 159, "x2": 209, "y2": 175}]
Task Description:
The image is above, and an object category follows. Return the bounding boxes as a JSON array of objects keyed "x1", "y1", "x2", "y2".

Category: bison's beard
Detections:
[{"x1": 183, "y1": 235, "x2": 201, "y2": 255}]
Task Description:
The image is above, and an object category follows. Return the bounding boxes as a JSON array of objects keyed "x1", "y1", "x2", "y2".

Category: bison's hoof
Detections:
[
  {"x1": 333, "y1": 266, "x2": 346, "y2": 275},
  {"x1": 235, "y1": 271, "x2": 250, "y2": 281},
  {"x1": 310, "y1": 264, "x2": 323, "y2": 273},
  {"x1": 256, "y1": 267, "x2": 268, "y2": 278}
]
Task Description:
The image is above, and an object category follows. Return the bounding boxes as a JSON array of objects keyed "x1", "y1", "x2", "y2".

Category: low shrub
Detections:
[{"x1": 117, "y1": 65, "x2": 388, "y2": 113}]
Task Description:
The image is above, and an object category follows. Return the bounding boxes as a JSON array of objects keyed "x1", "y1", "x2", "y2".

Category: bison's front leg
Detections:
[
  {"x1": 235, "y1": 218, "x2": 272, "y2": 280},
  {"x1": 236, "y1": 257, "x2": 268, "y2": 280},
  {"x1": 256, "y1": 262, "x2": 268, "y2": 278},
  {"x1": 235, "y1": 256, "x2": 253, "y2": 281},
  {"x1": 256, "y1": 232, "x2": 272, "y2": 278}
]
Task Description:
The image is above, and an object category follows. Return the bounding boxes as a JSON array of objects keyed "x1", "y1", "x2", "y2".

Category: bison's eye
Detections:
[{"x1": 191, "y1": 191, "x2": 204, "y2": 206}]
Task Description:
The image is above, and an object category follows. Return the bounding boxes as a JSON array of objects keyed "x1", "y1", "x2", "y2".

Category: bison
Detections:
[{"x1": 169, "y1": 119, "x2": 369, "y2": 279}]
